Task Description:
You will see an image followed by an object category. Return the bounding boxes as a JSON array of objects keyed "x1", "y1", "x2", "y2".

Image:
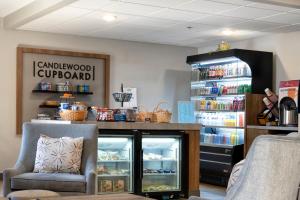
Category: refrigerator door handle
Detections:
[{"x1": 140, "y1": 149, "x2": 143, "y2": 179}]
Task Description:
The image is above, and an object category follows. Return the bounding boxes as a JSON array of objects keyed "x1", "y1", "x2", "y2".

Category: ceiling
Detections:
[{"x1": 1, "y1": 0, "x2": 300, "y2": 47}]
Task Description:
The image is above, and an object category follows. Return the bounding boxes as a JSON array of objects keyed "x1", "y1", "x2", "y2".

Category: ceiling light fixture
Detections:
[
  {"x1": 222, "y1": 29, "x2": 235, "y2": 36},
  {"x1": 102, "y1": 14, "x2": 117, "y2": 22}
]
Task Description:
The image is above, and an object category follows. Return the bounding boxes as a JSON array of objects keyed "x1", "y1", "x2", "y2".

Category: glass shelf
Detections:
[
  {"x1": 144, "y1": 173, "x2": 177, "y2": 176},
  {"x1": 196, "y1": 110, "x2": 244, "y2": 113},
  {"x1": 98, "y1": 160, "x2": 131, "y2": 163},
  {"x1": 200, "y1": 142, "x2": 234, "y2": 148},
  {"x1": 143, "y1": 159, "x2": 177, "y2": 162},
  {"x1": 202, "y1": 125, "x2": 244, "y2": 129},
  {"x1": 191, "y1": 76, "x2": 252, "y2": 85},
  {"x1": 191, "y1": 94, "x2": 245, "y2": 100},
  {"x1": 97, "y1": 174, "x2": 130, "y2": 177}
]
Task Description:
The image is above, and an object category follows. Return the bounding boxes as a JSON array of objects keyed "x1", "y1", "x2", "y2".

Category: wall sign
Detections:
[{"x1": 16, "y1": 47, "x2": 110, "y2": 134}]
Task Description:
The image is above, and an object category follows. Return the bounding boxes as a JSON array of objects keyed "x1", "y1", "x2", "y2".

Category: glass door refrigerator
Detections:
[
  {"x1": 138, "y1": 131, "x2": 187, "y2": 199},
  {"x1": 97, "y1": 132, "x2": 134, "y2": 194},
  {"x1": 186, "y1": 49, "x2": 273, "y2": 186}
]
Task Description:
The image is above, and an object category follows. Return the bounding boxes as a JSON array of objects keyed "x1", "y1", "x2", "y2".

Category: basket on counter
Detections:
[
  {"x1": 136, "y1": 106, "x2": 153, "y2": 122},
  {"x1": 152, "y1": 102, "x2": 172, "y2": 123},
  {"x1": 60, "y1": 110, "x2": 87, "y2": 121}
]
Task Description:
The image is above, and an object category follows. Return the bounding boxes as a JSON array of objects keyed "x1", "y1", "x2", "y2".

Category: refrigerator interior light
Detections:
[
  {"x1": 191, "y1": 56, "x2": 240, "y2": 67},
  {"x1": 143, "y1": 138, "x2": 176, "y2": 144},
  {"x1": 99, "y1": 138, "x2": 128, "y2": 143}
]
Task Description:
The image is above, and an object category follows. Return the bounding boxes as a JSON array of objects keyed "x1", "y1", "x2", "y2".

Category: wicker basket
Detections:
[
  {"x1": 152, "y1": 102, "x2": 172, "y2": 123},
  {"x1": 60, "y1": 110, "x2": 87, "y2": 121},
  {"x1": 136, "y1": 106, "x2": 153, "y2": 122}
]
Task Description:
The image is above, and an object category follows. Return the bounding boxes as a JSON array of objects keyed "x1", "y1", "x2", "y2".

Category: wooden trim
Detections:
[
  {"x1": 16, "y1": 47, "x2": 24, "y2": 135},
  {"x1": 185, "y1": 130, "x2": 200, "y2": 196},
  {"x1": 16, "y1": 47, "x2": 110, "y2": 134}
]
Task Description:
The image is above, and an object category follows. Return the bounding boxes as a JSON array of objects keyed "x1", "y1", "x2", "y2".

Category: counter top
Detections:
[
  {"x1": 247, "y1": 125, "x2": 298, "y2": 131},
  {"x1": 74, "y1": 121, "x2": 201, "y2": 131}
]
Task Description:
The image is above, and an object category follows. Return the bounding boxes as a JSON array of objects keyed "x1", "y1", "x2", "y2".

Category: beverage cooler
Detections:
[
  {"x1": 97, "y1": 130, "x2": 187, "y2": 199},
  {"x1": 186, "y1": 49, "x2": 273, "y2": 186}
]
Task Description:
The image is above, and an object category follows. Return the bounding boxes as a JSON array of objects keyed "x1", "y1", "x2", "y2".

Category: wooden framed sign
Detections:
[{"x1": 16, "y1": 47, "x2": 110, "y2": 134}]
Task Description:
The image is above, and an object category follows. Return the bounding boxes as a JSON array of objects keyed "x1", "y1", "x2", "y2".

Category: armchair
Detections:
[
  {"x1": 189, "y1": 134, "x2": 300, "y2": 200},
  {"x1": 3, "y1": 122, "x2": 97, "y2": 197}
]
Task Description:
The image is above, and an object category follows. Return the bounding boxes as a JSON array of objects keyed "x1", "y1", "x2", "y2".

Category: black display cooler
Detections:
[
  {"x1": 97, "y1": 130, "x2": 188, "y2": 199},
  {"x1": 186, "y1": 49, "x2": 273, "y2": 186}
]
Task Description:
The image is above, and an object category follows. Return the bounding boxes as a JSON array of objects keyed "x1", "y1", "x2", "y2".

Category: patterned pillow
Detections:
[
  {"x1": 227, "y1": 159, "x2": 245, "y2": 192},
  {"x1": 34, "y1": 135, "x2": 84, "y2": 174}
]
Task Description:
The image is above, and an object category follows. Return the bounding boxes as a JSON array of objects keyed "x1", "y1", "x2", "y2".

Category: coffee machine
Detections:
[{"x1": 278, "y1": 80, "x2": 299, "y2": 126}]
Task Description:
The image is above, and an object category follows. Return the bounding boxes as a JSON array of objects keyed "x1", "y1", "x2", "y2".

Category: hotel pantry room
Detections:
[{"x1": 0, "y1": 0, "x2": 300, "y2": 200}]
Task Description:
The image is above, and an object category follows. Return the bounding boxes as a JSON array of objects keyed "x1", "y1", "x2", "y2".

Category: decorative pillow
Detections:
[
  {"x1": 227, "y1": 159, "x2": 245, "y2": 192},
  {"x1": 34, "y1": 135, "x2": 84, "y2": 174}
]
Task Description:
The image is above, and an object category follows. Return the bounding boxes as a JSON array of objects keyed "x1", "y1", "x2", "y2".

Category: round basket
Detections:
[
  {"x1": 136, "y1": 106, "x2": 153, "y2": 122},
  {"x1": 60, "y1": 110, "x2": 87, "y2": 121},
  {"x1": 152, "y1": 102, "x2": 172, "y2": 123}
]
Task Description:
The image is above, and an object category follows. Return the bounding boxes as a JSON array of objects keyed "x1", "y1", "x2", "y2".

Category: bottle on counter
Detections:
[
  {"x1": 265, "y1": 88, "x2": 278, "y2": 104},
  {"x1": 263, "y1": 97, "x2": 279, "y2": 118}
]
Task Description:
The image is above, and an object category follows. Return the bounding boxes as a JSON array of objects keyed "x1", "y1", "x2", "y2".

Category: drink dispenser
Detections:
[
  {"x1": 278, "y1": 80, "x2": 299, "y2": 126},
  {"x1": 279, "y1": 97, "x2": 298, "y2": 126}
]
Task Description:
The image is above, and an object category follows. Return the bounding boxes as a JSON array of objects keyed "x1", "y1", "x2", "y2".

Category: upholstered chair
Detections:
[
  {"x1": 3, "y1": 122, "x2": 98, "y2": 196},
  {"x1": 189, "y1": 134, "x2": 300, "y2": 200}
]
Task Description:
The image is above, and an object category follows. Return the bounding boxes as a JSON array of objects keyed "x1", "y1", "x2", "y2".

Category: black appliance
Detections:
[{"x1": 97, "y1": 130, "x2": 188, "y2": 200}]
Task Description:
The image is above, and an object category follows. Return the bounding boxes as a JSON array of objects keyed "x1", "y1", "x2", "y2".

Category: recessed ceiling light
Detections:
[
  {"x1": 222, "y1": 29, "x2": 239, "y2": 36},
  {"x1": 102, "y1": 14, "x2": 117, "y2": 22}
]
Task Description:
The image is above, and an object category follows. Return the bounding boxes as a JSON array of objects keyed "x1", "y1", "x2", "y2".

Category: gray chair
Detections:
[
  {"x1": 3, "y1": 122, "x2": 98, "y2": 197},
  {"x1": 189, "y1": 134, "x2": 300, "y2": 200}
]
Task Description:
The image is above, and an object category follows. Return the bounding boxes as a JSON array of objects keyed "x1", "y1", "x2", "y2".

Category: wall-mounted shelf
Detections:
[{"x1": 32, "y1": 89, "x2": 93, "y2": 95}]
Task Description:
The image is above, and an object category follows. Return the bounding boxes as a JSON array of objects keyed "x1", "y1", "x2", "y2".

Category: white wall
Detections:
[
  {"x1": 0, "y1": 20, "x2": 196, "y2": 171},
  {"x1": 198, "y1": 31, "x2": 300, "y2": 93}
]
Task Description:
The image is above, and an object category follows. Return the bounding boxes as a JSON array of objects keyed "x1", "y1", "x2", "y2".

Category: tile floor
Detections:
[{"x1": 200, "y1": 183, "x2": 226, "y2": 200}]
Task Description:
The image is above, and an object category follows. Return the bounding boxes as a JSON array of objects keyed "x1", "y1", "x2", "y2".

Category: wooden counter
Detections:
[{"x1": 245, "y1": 125, "x2": 298, "y2": 155}]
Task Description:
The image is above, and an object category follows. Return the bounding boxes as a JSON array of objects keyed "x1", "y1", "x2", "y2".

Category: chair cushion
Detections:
[
  {"x1": 7, "y1": 189, "x2": 60, "y2": 200},
  {"x1": 33, "y1": 135, "x2": 84, "y2": 174},
  {"x1": 11, "y1": 173, "x2": 86, "y2": 193}
]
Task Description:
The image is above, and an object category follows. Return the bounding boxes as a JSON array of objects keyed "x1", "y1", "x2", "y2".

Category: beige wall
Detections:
[
  {"x1": 198, "y1": 31, "x2": 300, "y2": 93},
  {"x1": 0, "y1": 19, "x2": 196, "y2": 171}
]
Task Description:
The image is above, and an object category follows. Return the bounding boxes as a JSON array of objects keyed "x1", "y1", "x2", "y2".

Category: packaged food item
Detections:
[
  {"x1": 113, "y1": 180, "x2": 125, "y2": 192},
  {"x1": 101, "y1": 180, "x2": 113, "y2": 192}
]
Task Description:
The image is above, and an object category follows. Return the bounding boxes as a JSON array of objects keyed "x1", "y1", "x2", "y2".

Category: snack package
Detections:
[{"x1": 113, "y1": 179, "x2": 125, "y2": 192}]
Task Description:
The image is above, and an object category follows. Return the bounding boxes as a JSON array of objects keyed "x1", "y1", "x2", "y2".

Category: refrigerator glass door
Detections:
[
  {"x1": 97, "y1": 136, "x2": 133, "y2": 194},
  {"x1": 142, "y1": 136, "x2": 181, "y2": 193}
]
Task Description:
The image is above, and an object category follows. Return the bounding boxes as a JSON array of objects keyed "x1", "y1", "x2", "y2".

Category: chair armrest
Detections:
[
  {"x1": 3, "y1": 165, "x2": 27, "y2": 197},
  {"x1": 84, "y1": 168, "x2": 97, "y2": 195}
]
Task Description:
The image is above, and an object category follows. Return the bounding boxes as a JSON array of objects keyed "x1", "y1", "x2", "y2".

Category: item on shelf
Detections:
[
  {"x1": 60, "y1": 102, "x2": 70, "y2": 111},
  {"x1": 143, "y1": 153, "x2": 163, "y2": 160},
  {"x1": 256, "y1": 109, "x2": 275, "y2": 125},
  {"x1": 77, "y1": 84, "x2": 90, "y2": 93},
  {"x1": 59, "y1": 110, "x2": 87, "y2": 121},
  {"x1": 265, "y1": 88, "x2": 278, "y2": 104},
  {"x1": 56, "y1": 81, "x2": 73, "y2": 92},
  {"x1": 263, "y1": 97, "x2": 279, "y2": 118},
  {"x1": 37, "y1": 113, "x2": 51, "y2": 120},
  {"x1": 71, "y1": 102, "x2": 87, "y2": 111},
  {"x1": 136, "y1": 107, "x2": 153, "y2": 122},
  {"x1": 143, "y1": 184, "x2": 176, "y2": 192},
  {"x1": 113, "y1": 109, "x2": 127, "y2": 121},
  {"x1": 112, "y1": 83, "x2": 132, "y2": 107},
  {"x1": 92, "y1": 107, "x2": 114, "y2": 121},
  {"x1": 39, "y1": 82, "x2": 52, "y2": 91},
  {"x1": 125, "y1": 109, "x2": 137, "y2": 122},
  {"x1": 113, "y1": 180, "x2": 125, "y2": 192},
  {"x1": 152, "y1": 102, "x2": 172, "y2": 123},
  {"x1": 44, "y1": 100, "x2": 59, "y2": 106},
  {"x1": 278, "y1": 80, "x2": 299, "y2": 126},
  {"x1": 60, "y1": 93, "x2": 75, "y2": 99},
  {"x1": 101, "y1": 180, "x2": 113, "y2": 192},
  {"x1": 217, "y1": 41, "x2": 230, "y2": 51}
]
